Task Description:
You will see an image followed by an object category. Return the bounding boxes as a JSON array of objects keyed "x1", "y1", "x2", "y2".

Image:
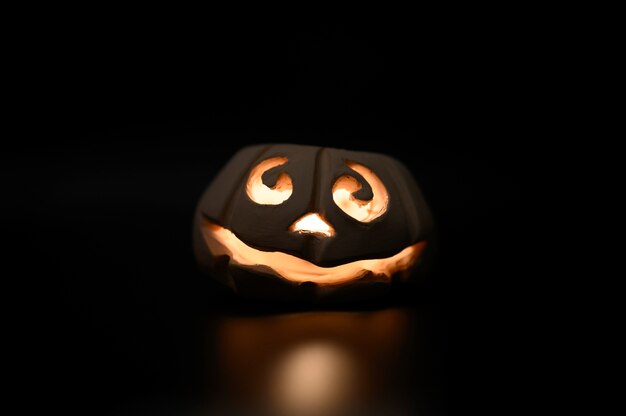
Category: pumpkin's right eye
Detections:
[{"x1": 246, "y1": 157, "x2": 293, "y2": 205}]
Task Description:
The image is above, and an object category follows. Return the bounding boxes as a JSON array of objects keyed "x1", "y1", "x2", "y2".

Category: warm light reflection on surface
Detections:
[
  {"x1": 269, "y1": 342, "x2": 357, "y2": 416},
  {"x1": 201, "y1": 219, "x2": 426, "y2": 285},
  {"x1": 246, "y1": 157, "x2": 293, "y2": 205},
  {"x1": 288, "y1": 212, "x2": 335, "y2": 237},
  {"x1": 213, "y1": 309, "x2": 417, "y2": 416},
  {"x1": 332, "y1": 161, "x2": 389, "y2": 222}
]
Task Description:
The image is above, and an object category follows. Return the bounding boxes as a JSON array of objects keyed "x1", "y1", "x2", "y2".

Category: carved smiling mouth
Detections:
[{"x1": 200, "y1": 219, "x2": 427, "y2": 286}]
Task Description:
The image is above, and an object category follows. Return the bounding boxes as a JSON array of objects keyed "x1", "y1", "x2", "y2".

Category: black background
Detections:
[{"x1": 6, "y1": 15, "x2": 547, "y2": 416}]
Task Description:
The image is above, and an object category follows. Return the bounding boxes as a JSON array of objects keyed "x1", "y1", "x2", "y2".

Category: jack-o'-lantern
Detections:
[{"x1": 193, "y1": 144, "x2": 434, "y2": 301}]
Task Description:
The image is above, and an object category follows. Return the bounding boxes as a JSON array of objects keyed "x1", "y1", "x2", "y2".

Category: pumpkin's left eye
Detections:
[
  {"x1": 246, "y1": 157, "x2": 293, "y2": 205},
  {"x1": 332, "y1": 161, "x2": 389, "y2": 222}
]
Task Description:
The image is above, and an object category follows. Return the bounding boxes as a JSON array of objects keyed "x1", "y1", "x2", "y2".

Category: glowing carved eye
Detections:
[
  {"x1": 332, "y1": 161, "x2": 389, "y2": 222},
  {"x1": 246, "y1": 157, "x2": 293, "y2": 205}
]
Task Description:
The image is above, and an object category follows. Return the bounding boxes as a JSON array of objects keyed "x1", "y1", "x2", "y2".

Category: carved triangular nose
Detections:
[{"x1": 289, "y1": 213, "x2": 335, "y2": 238}]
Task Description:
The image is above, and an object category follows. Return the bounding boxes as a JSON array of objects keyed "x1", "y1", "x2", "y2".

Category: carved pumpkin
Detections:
[{"x1": 193, "y1": 144, "x2": 434, "y2": 301}]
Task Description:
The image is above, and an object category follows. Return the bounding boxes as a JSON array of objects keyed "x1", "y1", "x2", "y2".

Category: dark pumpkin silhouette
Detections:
[{"x1": 193, "y1": 144, "x2": 435, "y2": 301}]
